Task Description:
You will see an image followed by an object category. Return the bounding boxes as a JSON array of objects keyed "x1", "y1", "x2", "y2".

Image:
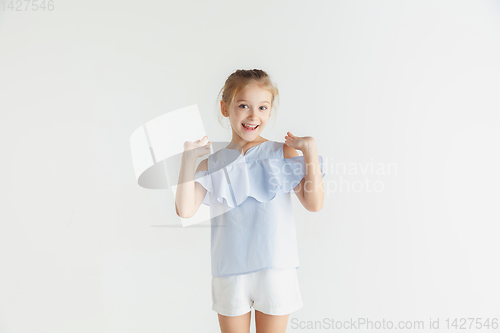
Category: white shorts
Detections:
[{"x1": 211, "y1": 267, "x2": 303, "y2": 317}]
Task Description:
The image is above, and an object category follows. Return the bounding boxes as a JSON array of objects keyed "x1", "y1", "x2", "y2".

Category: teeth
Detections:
[{"x1": 243, "y1": 123, "x2": 258, "y2": 129}]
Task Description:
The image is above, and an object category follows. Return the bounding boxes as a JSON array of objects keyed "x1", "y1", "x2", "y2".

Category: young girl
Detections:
[{"x1": 175, "y1": 69, "x2": 325, "y2": 333}]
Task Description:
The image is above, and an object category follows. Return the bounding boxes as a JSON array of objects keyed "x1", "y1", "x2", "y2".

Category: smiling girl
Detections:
[{"x1": 175, "y1": 69, "x2": 325, "y2": 333}]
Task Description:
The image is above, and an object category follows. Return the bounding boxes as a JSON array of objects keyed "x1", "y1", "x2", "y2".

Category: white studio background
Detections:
[{"x1": 1, "y1": 0, "x2": 499, "y2": 332}]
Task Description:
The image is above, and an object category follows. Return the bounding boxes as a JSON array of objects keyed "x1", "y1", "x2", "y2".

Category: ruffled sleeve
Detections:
[
  {"x1": 207, "y1": 154, "x2": 326, "y2": 208},
  {"x1": 193, "y1": 170, "x2": 213, "y2": 206}
]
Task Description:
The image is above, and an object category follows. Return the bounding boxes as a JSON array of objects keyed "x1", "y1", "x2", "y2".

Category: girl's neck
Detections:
[{"x1": 228, "y1": 135, "x2": 268, "y2": 150}]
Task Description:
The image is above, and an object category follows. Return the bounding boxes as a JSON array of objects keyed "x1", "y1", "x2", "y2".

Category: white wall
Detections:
[{"x1": 1, "y1": 0, "x2": 499, "y2": 332}]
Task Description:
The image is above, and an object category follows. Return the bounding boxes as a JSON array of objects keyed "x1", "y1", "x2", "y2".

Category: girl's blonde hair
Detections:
[{"x1": 216, "y1": 69, "x2": 279, "y2": 128}]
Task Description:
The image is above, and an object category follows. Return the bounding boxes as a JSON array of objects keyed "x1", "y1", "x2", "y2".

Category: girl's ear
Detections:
[{"x1": 220, "y1": 101, "x2": 228, "y2": 116}]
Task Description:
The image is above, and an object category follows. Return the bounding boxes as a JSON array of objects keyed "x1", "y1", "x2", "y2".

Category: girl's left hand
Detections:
[{"x1": 284, "y1": 132, "x2": 316, "y2": 151}]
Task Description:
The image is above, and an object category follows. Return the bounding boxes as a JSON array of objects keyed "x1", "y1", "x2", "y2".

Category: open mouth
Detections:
[{"x1": 242, "y1": 123, "x2": 259, "y2": 131}]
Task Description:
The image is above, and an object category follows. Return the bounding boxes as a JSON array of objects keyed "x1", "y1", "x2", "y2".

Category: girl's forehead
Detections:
[{"x1": 236, "y1": 84, "x2": 272, "y2": 100}]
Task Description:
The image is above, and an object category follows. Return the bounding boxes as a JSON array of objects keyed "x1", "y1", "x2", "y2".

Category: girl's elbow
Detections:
[
  {"x1": 177, "y1": 211, "x2": 194, "y2": 219},
  {"x1": 175, "y1": 203, "x2": 194, "y2": 219},
  {"x1": 307, "y1": 196, "x2": 324, "y2": 212},
  {"x1": 308, "y1": 203, "x2": 323, "y2": 212}
]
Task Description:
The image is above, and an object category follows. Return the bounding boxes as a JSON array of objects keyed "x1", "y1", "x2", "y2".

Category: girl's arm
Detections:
[
  {"x1": 175, "y1": 138, "x2": 211, "y2": 218},
  {"x1": 284, "y1": 137, "x2": 324, "y2": 212}
]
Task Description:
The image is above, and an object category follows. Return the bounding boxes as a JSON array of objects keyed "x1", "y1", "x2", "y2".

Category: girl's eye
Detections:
[{"x1": 238, "y1": 104, "x2": 267, "y2": 110}]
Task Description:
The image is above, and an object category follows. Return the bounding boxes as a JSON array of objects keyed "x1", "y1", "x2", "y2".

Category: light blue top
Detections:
[{"x1": 193, "y1": 140, "x2": 325, "y2": 277}]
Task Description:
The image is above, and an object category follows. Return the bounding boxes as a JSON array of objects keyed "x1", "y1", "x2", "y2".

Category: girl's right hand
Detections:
[{"x1": 183, "y1": 135, "x2": 212, "y2": 158}]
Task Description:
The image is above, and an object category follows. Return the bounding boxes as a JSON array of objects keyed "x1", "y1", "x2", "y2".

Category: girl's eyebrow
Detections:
[{"x1": 236, "y1": 100, "x2": 271, "y2": 104}]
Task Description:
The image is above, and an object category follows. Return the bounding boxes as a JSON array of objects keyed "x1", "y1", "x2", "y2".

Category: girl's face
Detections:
[{"x1": 221, "y1": 83, "x2": 272, "y2": 143}]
